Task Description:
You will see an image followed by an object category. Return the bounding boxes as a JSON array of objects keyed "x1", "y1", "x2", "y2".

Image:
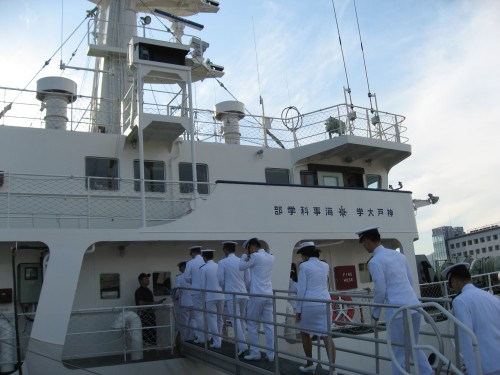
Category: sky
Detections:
[{"x1": 0, "y1": 0, "x2": 499, "y2": 256}]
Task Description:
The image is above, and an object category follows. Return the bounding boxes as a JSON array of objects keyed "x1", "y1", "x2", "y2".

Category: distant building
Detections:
[
  {"x1": 447, "y1": 223, "x2": 500, "y2": 262},
  {"x1": 432, "y1": 226, "x2": 465, "y2": 262}
]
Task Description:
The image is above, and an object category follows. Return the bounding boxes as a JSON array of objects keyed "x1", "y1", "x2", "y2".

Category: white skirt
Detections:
[{"x1": 300, "y1": 304, "x2": 331, "y2": 336}]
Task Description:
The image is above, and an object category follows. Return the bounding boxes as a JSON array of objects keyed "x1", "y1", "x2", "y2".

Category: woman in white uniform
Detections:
[{"x1": 295, "y1": 242, "x2": 336, "y2": 374}]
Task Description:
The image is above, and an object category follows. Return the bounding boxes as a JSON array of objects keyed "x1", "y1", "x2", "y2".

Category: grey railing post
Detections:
[{"x1": 272, "y1": 292, "x2": 279, "y2": 373}]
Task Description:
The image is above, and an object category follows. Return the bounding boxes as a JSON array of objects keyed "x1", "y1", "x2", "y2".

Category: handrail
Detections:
[{"x1": 386, "y1": 302, "x2": 483, "y2": 375}]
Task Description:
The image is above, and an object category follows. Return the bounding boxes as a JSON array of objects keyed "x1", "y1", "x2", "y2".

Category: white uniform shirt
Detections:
[
  {"x1": 367, "y1": 245, "x2": 419, "y2": 320},
  {"x1": 199, "y1": 260, "x2": 225, "y2": 302},
  {"x1": 296, "y1": 257, "x2": 330, "y2": 313},
  {"x1": 217, "y1": 253, "x2": 250, "y2": 300},
  {"x1": 288, "y1": 278, "x2": 298, "y2": 311},
  {"x1": 175, "y1": 272, "x2": 193, "y2": 308},
  {"x1": 453, "y1": 283, "x2": 500, "y2": 375},
  {"x1": 239, "y1": 249, "x2": 274, "y2": 295},
  {"x1": 183, "y1": 254, "x2": 205, "y2": 295}
]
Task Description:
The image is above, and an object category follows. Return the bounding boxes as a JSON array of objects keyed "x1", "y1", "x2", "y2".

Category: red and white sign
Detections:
[{"x1": 334, "y1": 265, "x2": 358, "y2": 290}]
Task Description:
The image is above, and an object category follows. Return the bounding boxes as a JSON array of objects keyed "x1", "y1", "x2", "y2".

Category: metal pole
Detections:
[
  {"x1": 136, "y1": 65, "x2": 147, "y2": 228},
  {"x1": 11, "y1": 243, "x2": 23, "y2": 375},
  {"x1": 374, "y1": 321, "x2": 380, "y2": 374},
  {"x1": 272, "y1": 292, "x2": 279, "y2": 373}
]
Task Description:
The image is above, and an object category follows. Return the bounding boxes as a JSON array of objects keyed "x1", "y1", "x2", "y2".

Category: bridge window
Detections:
[
  {"x1": 300, "y1": 171, "x2": 316, "y2": 186},
  {"x1": 133, "y1": 160, "x2": 165, "y2": 192},
  {"x1": 179, "y1": 162, "x2": 209, "y2": 194},
  {"x1": 366, "y1": 174, "x2": 381, "y2": 189},
  {"x1": 100, "y1": 273, "x2": 120, "y2": 299},
  {"x1": 265, "y1": 168, "x2": 290, "y2": 184},
  {"x1": 85, "y1": 157, "x2": 119, "y2": 190},
  {"x1": 358, "y1": 263, "x2": 372, "y2": 283},
  {"x1": 152, "y1": 271, "x2": 171, "y2": 296}
]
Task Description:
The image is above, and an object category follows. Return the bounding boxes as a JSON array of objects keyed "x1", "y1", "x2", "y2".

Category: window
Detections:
[
  {"x1": 488, "y1": 246, "x2": 493, "y2": 252},
  {"x1": 152, "y1": 271, "x2": 171, "y2": 296},
  {"x1": 487, "y1": 236, "x2": 491, "y2": 241},
  {"x1": 265, "y1": 168, "x2": 290, "y2": 184},
  {"x1": 468, "y1": 240, "x2": 472, "y2": 245},
  {"x1": 85, "y1": 157, "x2": 119, "y2": 190},
  {"x1": 134, "y1": 160, "x2": 165, "y2": 192},
  {"x1": 480, "y1": 237, "x2": 485, "y2": 243},
  {"x1": 469, "y1": 250, "x2": 474, "y2": 255},
  {"x1": 494, "y1": 235, "x2": 498, "y2": 240},
  {"x1": 358, "y1": 263, "x2": 372, "y2": 283},
  {"x1": 300, "y1": 171, "x2": 316, "y2": 186},
  {"x1": 100, "y1": 273, "x2": 120, "y2": 299},
  {"x1": 495, "y1": 245, "x2": 499, "y2": 250},
  {"x1": 366, "y1": 175, "x2": 381, "y2": 189},
  {"x1": 482, "y1": 248, "x2": 486, "y2": 253},
  {"x1": 450, "y1": 244, "x2": 455, "y2": 249},
  {"x1": 475, "y1": 249, "x2": 480, "y2": 254},
  {"x1": 474, "y1": 239, "x2": 478, "y2": 244},
  {"x1": 179, "y1": 163, "x2": 209, "y2": 194},
  {"x1": 462, "y1": 241, "x2": 466, "y2": 246}
]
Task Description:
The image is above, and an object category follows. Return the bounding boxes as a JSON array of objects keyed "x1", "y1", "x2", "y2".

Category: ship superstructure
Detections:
[{"x1": 0, "y1": 1, "x2": 480, "y2": 375}]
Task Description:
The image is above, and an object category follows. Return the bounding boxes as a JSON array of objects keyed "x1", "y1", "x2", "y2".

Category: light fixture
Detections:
[
  {"x1": 412, "y1": 193, "x2": 440, "y2": 211},
  {"x1": 140, "y1": 16, "x2": 152, "y2": 25}
]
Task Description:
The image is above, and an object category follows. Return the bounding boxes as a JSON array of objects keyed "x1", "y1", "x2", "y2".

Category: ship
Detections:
[{"x1": 1, "y1": 1, "x2": 497, "y2": 375}]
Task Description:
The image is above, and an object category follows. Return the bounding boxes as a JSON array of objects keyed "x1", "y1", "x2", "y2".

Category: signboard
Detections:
[{"x1": 334, "y1": 265, "x2": 358, "y2": 290}]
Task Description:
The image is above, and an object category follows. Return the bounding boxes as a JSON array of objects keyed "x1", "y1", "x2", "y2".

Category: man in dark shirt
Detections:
[{"x1": 135, "y1": 273, "x2": 165, "y2": 346}]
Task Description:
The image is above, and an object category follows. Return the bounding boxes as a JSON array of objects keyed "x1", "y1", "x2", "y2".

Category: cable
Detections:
[
  {"x1": 353, "y1": 0, "x2": 374, "y2": 110},
  {"x1": 330, "y1": 0, "x2": 353, "y2": 106}
]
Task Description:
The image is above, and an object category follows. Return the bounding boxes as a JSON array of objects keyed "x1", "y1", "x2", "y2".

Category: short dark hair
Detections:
[
  {"x1": 223, "y1": 242, "x2": 236, "y2": 253},
  {"x1": 202, "y1": 251, "x2": 214, "y2": 260},
  {"x1": 361, "y1": 230, "x2": 380, "y2": 243},
  {"x1": 449, "y1": 264, "x2": 472, "y2": 282},
  {"x1": 190, "y1": 246, "x2": 202, "y2": 255},
  {"x1": 246, "y1": 238, "x2": 261, "y2": 249}
]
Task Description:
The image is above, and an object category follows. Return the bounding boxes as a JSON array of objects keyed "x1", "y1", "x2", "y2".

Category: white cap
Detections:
[
  {"x1": 441, "y1": 262, "x2": 470, "y2": 280},
  {"x1": 189, "y1": 245, "x2": 202, "y2": 251},
  {"x1": 355, "y1": 226, "x2": 380, "y2": 242},
  {"x1": 222, "y1": 241, "x2": 237, "y2": 246},
  {"x1": 355, "y1": 226, "x2": 380, "y2": 236}
]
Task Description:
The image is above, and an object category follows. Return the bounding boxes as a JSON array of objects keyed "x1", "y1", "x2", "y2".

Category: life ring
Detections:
[{"x1": 331, "y1": 295, "x2": 355, "y2": 322}]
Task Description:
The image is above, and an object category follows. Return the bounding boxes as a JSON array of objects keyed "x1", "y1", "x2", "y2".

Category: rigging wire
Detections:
[
  {"x1": 330, "y1": 0, "x2": 353, "y2": 107},
  {"x1": 353, "y1": 0, "x2": 374, "y2": 111},
  {"x1": 252, "y1": 17, "x2": 263, "y2": 107},
  {"x1": 2, "y1": 1, "x2": 102, "y2": 111}
]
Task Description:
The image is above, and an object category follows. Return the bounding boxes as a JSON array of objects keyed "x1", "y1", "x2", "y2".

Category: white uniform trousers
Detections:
[
  {"x1": 191, "y1": 293, "x2": 204, "y2": 341},
  {"x1": 226, "y1": 297, "x2": 248, "y2": 351},
  {"x1": 390, "y1": 313, "x2": 433, "y2": 375},
  {"x1": 246, "y1": 296, "x2": 274, "y2": 357},
  {"x1": 179, "y1": 307, "x2": 193, "y2": 341},
  {"x1": 206, "y1": 300, "x2": 225, "y2": 347}
]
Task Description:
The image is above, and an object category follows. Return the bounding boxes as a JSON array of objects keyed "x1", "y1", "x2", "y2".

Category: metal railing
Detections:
[
  {"x1": 62, "y1": 305, "x2": 174, "y2": 362},
  {"x1": 175, "y1": 287, "x2": 464, "y2": 375},
  {"x1": 0, "y1": 84, "x2": 407, "y2": 147},
  {"x1": 0, "y1": 172, "x2": 215, "y2": 228}
]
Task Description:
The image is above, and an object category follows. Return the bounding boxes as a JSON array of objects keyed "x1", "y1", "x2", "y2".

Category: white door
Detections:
[{"x1": 317, "y1": 171, "x2": 344, "y2": 187}]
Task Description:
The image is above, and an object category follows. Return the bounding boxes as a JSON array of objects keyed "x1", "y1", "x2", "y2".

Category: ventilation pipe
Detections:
[
  {"x1": 215, "y1": 101, "x2": 245, "y2": 145},
  {"x1": 111, "y1": 311, "x2": 144, "y2": 360},
  {"x1": 36, "y1": 77, "x2": 77, "y2": 130}
]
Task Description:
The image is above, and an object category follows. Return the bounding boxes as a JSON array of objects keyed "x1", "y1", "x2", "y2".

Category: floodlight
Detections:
[{"x1": 140, "y1": 16, "x2": 151, "y2": 25}]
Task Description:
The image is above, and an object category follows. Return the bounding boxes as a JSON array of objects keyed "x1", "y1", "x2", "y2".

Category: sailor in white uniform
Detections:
[
  {"x1": 217, "y1": 241, "x2": 250, "y2": 355},
  {"x1": 442, "y1": 262, "x2": 500, "y2": 375},
  {"x1": 200, "y1": 249, "x2": 225, "y2": 348},
  {"x1": 357, "y1": 227, "x2": 433, "y2": 375},
  {"x1": 295, "y1": 242, "x2": 336, "y2": 374},
  {"x1": 183, "y1": 245, "x2": 205, "y2": 342},
  {"x1": 239, "y1": 238, "x2": 275, "y2": 362},
  {"x1": 175, "y1": 261, "x2": 193, "y2": 341}
]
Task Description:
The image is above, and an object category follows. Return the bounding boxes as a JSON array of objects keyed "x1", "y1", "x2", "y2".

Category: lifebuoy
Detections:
[{"x1": 331, "y1": 295, "x2": 355, "y2": 322}]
